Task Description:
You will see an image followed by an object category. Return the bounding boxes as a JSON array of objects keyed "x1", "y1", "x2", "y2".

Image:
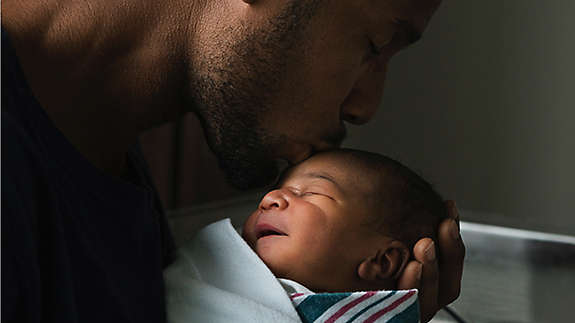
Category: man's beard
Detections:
[{"x1": 188, "y1": 2, "x2": 321, "y2": 190}]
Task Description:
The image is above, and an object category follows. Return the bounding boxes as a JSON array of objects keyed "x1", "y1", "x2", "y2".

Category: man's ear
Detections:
[{"x1": 357, "y1": 240, "x2": 410, "y2": 282}]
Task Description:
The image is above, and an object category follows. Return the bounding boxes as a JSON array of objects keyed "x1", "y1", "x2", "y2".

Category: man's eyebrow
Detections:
[{"x1": 396, "y1": 19, "x2": 422, "y2": 45}]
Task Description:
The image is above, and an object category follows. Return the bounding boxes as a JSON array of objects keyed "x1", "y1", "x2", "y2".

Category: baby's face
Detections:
[{"x1": 243, "y1": 154, "x2": 382, "y2": 292}]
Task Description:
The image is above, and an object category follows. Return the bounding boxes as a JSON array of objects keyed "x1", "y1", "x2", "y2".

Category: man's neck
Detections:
[{"x1": 2, "y1": 0, "x2": 200, "y2": 176}]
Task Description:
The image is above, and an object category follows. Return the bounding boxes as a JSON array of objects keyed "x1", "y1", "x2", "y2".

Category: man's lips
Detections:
[{"x1": 254, "y1": 223, "x2": 287, "y2": 239}]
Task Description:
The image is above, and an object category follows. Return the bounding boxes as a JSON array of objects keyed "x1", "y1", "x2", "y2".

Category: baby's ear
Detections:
[{"x1": 357, "y1": 240, "x2": 410, "y2": 283}]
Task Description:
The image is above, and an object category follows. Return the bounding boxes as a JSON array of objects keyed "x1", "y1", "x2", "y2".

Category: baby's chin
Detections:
[
  {"x1": 247, "y1": 238, "x2": 396, "y2": 293},
  {"x1": 254, "y1": 244, "x2": 289, "y2": 274}
]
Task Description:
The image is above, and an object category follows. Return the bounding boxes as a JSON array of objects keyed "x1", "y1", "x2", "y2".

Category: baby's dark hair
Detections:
[{"x1": 320, "y1": 149, "x2": 448, "y2": 251}]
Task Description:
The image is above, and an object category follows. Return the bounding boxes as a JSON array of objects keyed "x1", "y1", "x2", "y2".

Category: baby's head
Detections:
[{"x1": 242, "y1": 149, "x2": 447, "y2": 293}]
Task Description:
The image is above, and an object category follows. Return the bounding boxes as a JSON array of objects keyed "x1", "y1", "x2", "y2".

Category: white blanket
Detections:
[
  {"x1": 165, "y1": 219, "x2": 301, "y2": 323},
  {"x1": 165, "y1": 218, "x2": 420, "y2": 323}
]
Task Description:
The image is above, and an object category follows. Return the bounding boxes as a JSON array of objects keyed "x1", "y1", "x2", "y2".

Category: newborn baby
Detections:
[
  {"x1": 165, "y1": 149, "x2": 447, "y2": 323},
  {"x1": 243, "y1": 149, "x2": 447, "y2": 293}
]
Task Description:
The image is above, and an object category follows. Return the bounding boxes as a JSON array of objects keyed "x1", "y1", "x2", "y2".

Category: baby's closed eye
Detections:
[{"x1": 301, "y1": 191, "x2": 335, "y2": 201}]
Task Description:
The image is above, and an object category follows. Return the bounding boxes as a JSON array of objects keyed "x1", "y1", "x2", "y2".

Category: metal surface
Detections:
[
  {"x1": 170, "y1": 201, "x2": 575, "y2": 323},
  {"x1": 432, "y1": 222, "x2": 575, "y2": 323}
]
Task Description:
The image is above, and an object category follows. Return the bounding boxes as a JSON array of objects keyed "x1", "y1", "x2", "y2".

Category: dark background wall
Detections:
[{"x1": 343, "y1": 0, "x2": 575, "y2": 235}]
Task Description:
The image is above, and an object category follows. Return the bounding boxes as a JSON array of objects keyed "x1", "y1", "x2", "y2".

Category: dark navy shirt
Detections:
[{"x1": 1, "y1": 30, "x2": 175, "y2": 323}]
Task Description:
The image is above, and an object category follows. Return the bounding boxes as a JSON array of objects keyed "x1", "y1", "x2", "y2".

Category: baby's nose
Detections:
[{"x1": 259, "y1": 190, "x2": 288, "y2": 210}]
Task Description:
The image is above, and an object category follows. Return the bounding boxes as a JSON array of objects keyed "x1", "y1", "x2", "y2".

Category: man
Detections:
[{"x1": 1, "y1": 0, "x2": 464, "y2": 322}]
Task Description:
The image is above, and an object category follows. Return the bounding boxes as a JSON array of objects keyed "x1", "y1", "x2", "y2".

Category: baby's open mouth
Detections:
[{"x1": 255, "y1": 223, "x2": 287, "y2": 239}]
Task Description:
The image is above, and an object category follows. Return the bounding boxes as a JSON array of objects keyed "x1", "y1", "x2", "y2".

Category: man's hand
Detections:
[{"x1": 397, "y1": 201, "x2": 466, "y2": 322}]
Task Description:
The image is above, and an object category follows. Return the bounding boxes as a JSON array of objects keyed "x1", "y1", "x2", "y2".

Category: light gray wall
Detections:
[{"x1": 344, "y1": 1, "x2": 575, "y2": 235}]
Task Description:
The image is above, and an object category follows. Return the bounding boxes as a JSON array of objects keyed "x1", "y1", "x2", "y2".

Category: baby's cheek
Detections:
[
  {"x1": 256, "y1": 245, "x2": 284, "y2": 276},
  {"x1": 256, "y1": 239, "x2": 300, "y2": 279}
]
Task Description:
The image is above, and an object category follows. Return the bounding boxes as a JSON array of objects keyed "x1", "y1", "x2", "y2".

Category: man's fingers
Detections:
[
  {"x1": 437, "y1": 215, "x2": 466, "y2": 307},
  {"x1": 413, "y1": 238, "x2": 440, "y2": 322},
  {"x1": 397, "y1": 201, "x2": 465, "y2": 322},
  {"x1": 397, "y1": 260, "x2": 422, "y2": 290}
]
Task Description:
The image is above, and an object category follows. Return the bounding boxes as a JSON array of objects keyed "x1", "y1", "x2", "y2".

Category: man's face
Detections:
[
  {"x1": 242, "y1": 153, "x2": 380, "y2": 292},
  {"x1": 188, "y1": 0, "x2": 441, "y2": 189}
]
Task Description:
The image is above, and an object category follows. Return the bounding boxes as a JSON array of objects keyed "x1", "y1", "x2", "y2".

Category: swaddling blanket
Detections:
[
  {"x1": 280, "y1": 279, "x2": 419, "y2": 323},
  {"x1": 165, "y1": 219, "x2": 420, "y2": 323},
  {"x1": 165, "y1": 218, "x2": 300, "y2": 323},
  {"x1": 289, "y1": 289, "x2": 419, "y2": 323}
]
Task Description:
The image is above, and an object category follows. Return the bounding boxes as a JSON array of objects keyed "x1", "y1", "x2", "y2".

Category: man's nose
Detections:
[
  {"x1": 259, "y1": 189, "x2": 289, "y2": 210},
  {"x1": 340, "y1": 62, "x2": 387, "y2": 125}
]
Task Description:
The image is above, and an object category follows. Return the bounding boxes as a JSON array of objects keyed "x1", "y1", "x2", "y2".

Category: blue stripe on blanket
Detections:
[{"x1": 296, "y1": 292, "x2": 351, "y2": 323}]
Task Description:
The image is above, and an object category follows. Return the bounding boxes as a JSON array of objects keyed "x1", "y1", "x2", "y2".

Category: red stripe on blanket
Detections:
[
  {"x1": 362, "y1": 290, "x2": 416, "y2": 323},
  {"x1": 290, "y1": 293, "x2": 305, "y2": 299},
  {"x1": 325, "y1": 291, "x2": 377, "y2": 323}
]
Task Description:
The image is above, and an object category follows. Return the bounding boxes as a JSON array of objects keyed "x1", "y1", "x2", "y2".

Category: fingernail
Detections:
[
  {"x1": 449, "y1": 219, "x2": 461, "y2": 240},
  {"x1": 424, "y1": 241, "x2": 436, "y2": 262}
]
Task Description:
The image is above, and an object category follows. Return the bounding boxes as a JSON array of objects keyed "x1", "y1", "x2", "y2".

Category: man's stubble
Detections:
[{"x1": 188, "y1": 1, "x2": 322, "y2": 190}]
